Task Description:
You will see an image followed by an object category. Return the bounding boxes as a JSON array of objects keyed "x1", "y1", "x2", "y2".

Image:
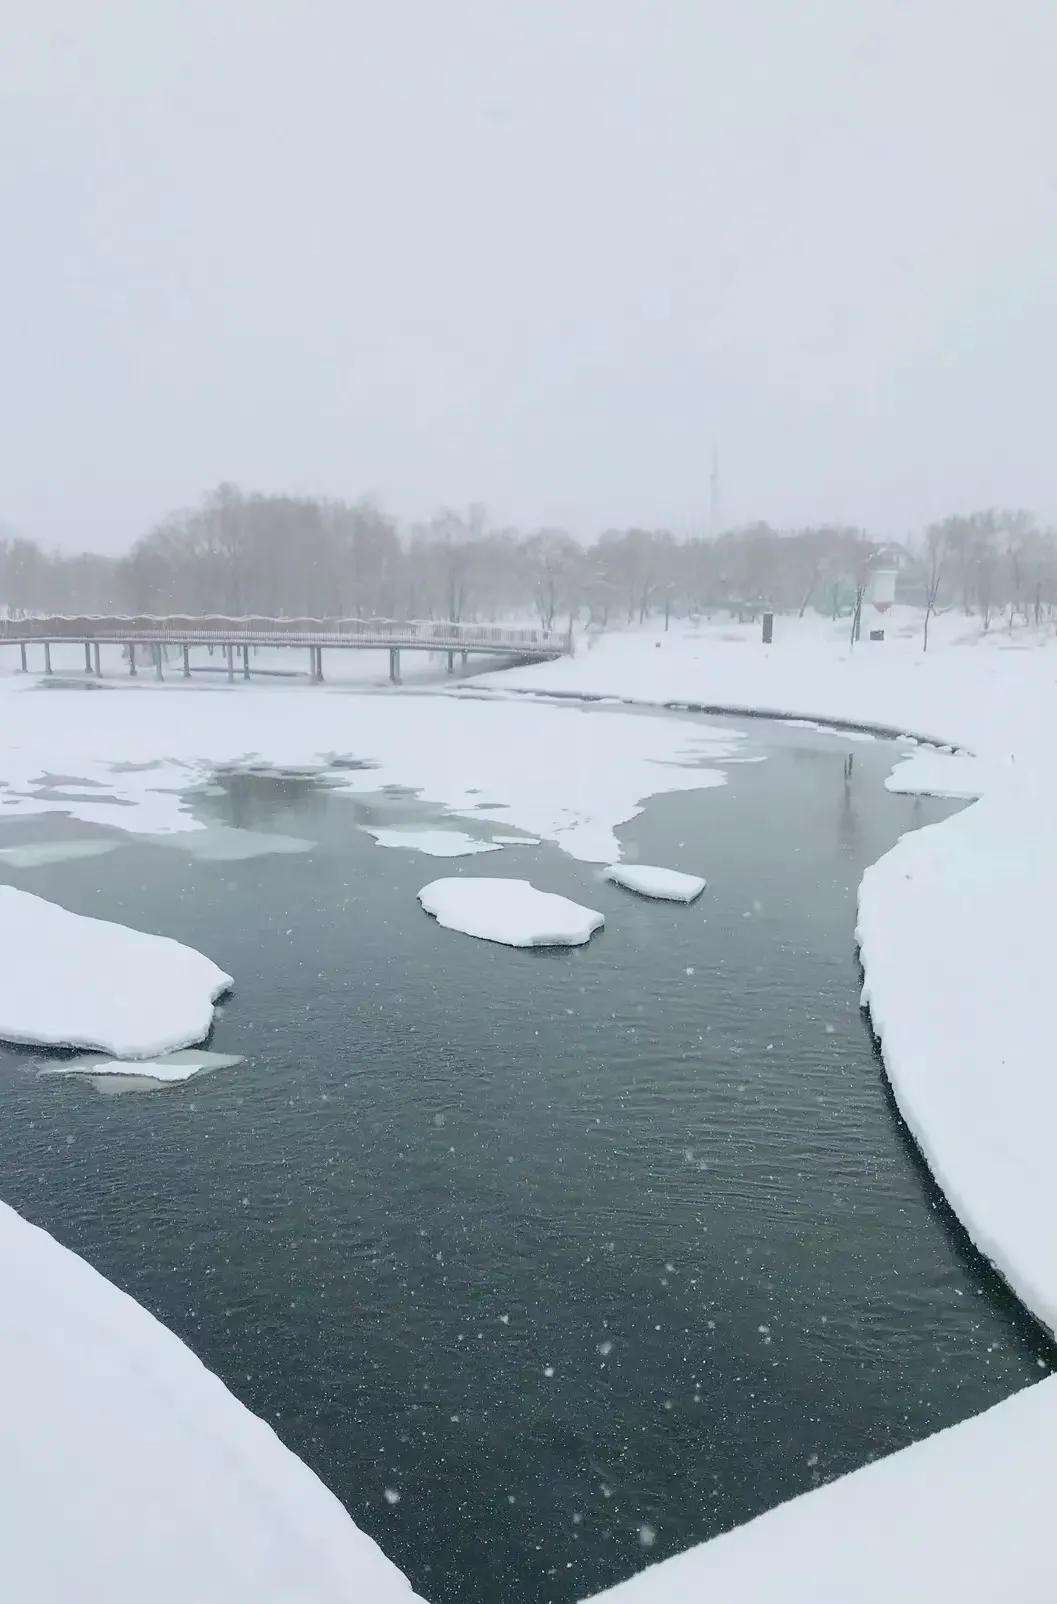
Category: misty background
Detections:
[{"x1": 4, "y1": 1, "x2": 1057, "y2": 612}]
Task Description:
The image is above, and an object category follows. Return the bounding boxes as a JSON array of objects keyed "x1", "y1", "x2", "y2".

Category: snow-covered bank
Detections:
[
  {"x1": 0, "y1": 888, "x2": 231, "y2": 1057},
  {"x1": 857, "y1": 788, "x2": 1057, "y2": 1329},
  {"x1": 883, "y1": 747, "x2": 991, "y2": 799},
  {"x1": 583, "y1": 1374, "x2": 1057, "y2": 1604},
  {"x1": 477, "y1": 609, "x2": 1056, "y2": 770},
  {"x1": 0, "y1": 1198, "x2": 426, "y2": 1604}
]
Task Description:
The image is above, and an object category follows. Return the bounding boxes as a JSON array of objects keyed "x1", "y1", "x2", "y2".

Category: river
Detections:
[{"x1": 0, "y1": 704, "x2": 1049, "y2": 1604}]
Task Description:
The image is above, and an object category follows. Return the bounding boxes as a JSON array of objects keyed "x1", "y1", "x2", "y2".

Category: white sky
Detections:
[{"x1": 5, "y1": 0, "x2": 1057, "y2": 551}]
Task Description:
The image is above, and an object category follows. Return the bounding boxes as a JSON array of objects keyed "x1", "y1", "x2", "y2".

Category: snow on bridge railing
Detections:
[{"x1": 0, "y1": 614, "x2": 569, "y2": 652}]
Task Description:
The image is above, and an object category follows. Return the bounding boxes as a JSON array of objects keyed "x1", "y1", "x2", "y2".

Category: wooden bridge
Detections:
[{"x1": 0, "y1": 614, "x2": 571, "y2": 683}]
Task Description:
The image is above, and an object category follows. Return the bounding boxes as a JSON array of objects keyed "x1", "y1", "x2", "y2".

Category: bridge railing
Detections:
[{"x1": 0, "y1": 614, "x2": 568, "y2": 652}]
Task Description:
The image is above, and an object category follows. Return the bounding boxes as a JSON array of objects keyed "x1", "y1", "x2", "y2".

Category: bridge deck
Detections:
[{"x1": 0, "y1": 615, "x2": 568, "y2": 659}]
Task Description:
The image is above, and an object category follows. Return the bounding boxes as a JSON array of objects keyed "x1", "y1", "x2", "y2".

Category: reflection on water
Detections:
[{"x1": 0, "y1": 711, "x2": 1050, "y2": 1604}]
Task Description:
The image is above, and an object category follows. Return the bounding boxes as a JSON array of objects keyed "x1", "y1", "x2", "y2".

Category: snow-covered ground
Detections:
[
  {"x1": 0, "y1": 887, "x2": 231, "y2": 1057},
  {"x1": 418, "y1": 876, "x2": 604, "y2": 946},
  {"x1": 477, "y1": 607, "x2": 1054, "y2": 764},
  {"x1": 0, "y1": 1198, "x2": 427, "y2": 1604}
]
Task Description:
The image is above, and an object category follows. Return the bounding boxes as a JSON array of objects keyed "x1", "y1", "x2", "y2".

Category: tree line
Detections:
[{"x1": 2, "y1": 485, "x2": 1055, "y2": 630}]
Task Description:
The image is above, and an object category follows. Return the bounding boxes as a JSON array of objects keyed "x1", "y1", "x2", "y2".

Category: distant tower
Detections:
[{"x1": 708, "y1": 446, "x2": 721, "y2": 536}]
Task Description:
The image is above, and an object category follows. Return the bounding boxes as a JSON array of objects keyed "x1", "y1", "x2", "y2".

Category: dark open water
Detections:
[{"x1": 0, "y1": 707, "x2": 1050, "y2": 1604}]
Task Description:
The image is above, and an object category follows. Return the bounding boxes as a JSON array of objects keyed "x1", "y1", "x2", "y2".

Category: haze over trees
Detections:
[{"x1": 2, "y1": 487, "x2": 1056, "y2": 631}]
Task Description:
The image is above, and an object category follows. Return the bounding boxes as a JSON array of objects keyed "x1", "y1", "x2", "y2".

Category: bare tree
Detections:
[{"x1": 922, "y1": 523, "x2": 947, "y2": 652}]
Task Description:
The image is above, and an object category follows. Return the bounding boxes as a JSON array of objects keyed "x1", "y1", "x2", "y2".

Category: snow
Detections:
[
  {"x1": 418, "y1": 877, "x2": 604, "y2": 947},
  {"x1": 0, "y1": 839, "x2": 118, "y2": 868},
  {"x1": 47, "y1": 1049, "x2": 244, "y2": 1084},
  {"x1": 884, "y1": 748, "x2": 991, "y2": 799},
  {"x1": 857, "y1": 788, "x2": 1057, "y2": 1329},
  {"x1": 603, "y1": 864, "x2": 706, "y2": 902},
  {"x1": 0, "y1": 675, "x2": 741, "y2": 863},
  {"x1": 0, "y1": 1196, "x2": 427, "y2": 1604},
  {"x1": 583, "y1": 1375, "x2": 1057, "y2": 1604},
  {"x1": 363, "y1": 826, "x2": 501, "y2": 856},
  {"x1": 477, "y1": 608, "x2": 1052, "y2": 767},
  {"x1": 0, "y1": 888, "x2": 231, "y2": 1057}
]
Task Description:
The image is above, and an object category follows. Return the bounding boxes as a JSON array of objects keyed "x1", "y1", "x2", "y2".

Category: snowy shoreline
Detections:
[{"x1": 456, "y1": 681, "x2": 964, "y2": 750}]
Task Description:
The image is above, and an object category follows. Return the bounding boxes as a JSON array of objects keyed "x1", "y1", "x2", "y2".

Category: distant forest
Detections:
[{"x1": 2, "y1": 486, "x2": 1055, "y2": 630}]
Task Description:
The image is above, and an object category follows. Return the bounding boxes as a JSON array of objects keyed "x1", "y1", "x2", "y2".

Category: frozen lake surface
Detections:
[{"x1": 0, "y1": 705, "x2": 1050, "y2": 1604}]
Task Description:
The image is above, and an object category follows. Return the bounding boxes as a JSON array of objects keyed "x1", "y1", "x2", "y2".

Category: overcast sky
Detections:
[{"x1": 5, "y1": 0, "x2": 1057, "y2": 552}]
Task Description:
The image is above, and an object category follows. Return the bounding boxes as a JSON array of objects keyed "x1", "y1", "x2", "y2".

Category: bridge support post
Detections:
[
  {"x1": 155, "y1": 645, "x2": 164, "y2": 681},
  {"x1": 316, "y1": 647, "x2": 324, "y2": 681},
  {"x1": 43, "y1": 641, "x2": 52, "y2": 676},
  {"x1": 242, "y1": 645, "x2": 250, "y2": 680},
  {"x1": 389, "y1": 648, "x2": 401, "y2": 684},
  {"x1": 128, "y1": 644, "x2": 136, "y2": 676},
  {"x1": 182, "y1": 645, "x2": 190, "y2": 679},
  {"x1": 19, "y1": 643, "x2": 27, "y2": 673},
  {"x1": 447, "y1": 651, "x2": 454, "y2": 674},
  {"x1": 92, "y1": 642, "x2": 101, "y2": 677},
  {"x1": 226, "y1": 644, "x2": 235, "y2": 683},
  {"x1": 84, "y1": 642, "x2": 92, "y2": 673},
  {"x1": 461, "y1": 651, "x2": 468, "y2": 669}
]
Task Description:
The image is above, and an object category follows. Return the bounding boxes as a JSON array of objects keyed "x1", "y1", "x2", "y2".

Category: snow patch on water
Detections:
[
  {"x1": 0, "y1": 839, "x2": 119, "y2": 869},
  {"x1": 0, "y1": 687, "x2": 743, "y2": 863},
  {"x1": 0, "y1": 888, "x2": 231, "y2": 1057},
  {"x1": 418, "y1": 877, "x2": 604, "y2": 947},
  {"x1": 44, "y1": 1049, "x2": 244, "y2": 1087},
  {"x1": 603, "y1": 864, "x2": 706, "y2": 902},
  {"x1": 363, "y1": 827, "x2": 501, "y2": 857}
]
